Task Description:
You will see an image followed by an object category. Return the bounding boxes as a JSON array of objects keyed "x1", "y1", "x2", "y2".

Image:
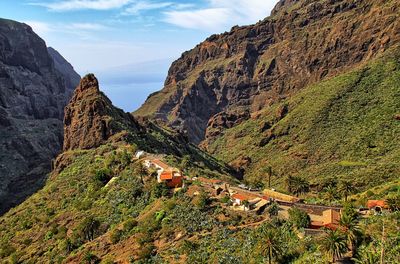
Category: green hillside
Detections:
[{"x1": 208, "y1": 47, "x2": 400, "y2": 193}]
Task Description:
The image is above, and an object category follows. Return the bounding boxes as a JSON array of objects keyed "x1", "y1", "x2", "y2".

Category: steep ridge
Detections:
[
  {"x1": 63, "y1": 74, "x2": 141, "y2": 151},
  {"x1": 208, "y1": 47, "x2": 400, "y2": 191},
  {"x1": 0, "y1": 74, "x2": 235, "y2": 263},
  {"x1": 135, "y1": 0, "x2": 400, "y2": 145},
  {"x1": 56, "y1": 74, "x2": 233, "y2": 176},
  {"x1": 0, "y1": 18, "x2": 79, "y2": 214}
]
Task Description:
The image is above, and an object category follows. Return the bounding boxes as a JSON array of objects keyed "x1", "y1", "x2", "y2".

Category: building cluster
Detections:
[
  {"x1": 137, "y1": 151, "x2": 390, "y2": 236},
  {"x1": 143, "y1": 158, "x2": 184, "y2": 188}
]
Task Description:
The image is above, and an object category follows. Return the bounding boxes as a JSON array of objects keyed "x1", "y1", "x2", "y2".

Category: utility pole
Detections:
[{"x1": 380, "y1": 222, "x2": 385, "y2": 264}]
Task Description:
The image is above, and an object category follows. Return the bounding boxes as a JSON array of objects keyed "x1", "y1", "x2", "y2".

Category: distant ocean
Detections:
[{"x1": 101, "y1": 81, "x2": 164, "y2": 113}]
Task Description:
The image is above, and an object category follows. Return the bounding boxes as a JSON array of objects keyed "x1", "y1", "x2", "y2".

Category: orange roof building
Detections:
[
  {"x1": 310, "y1": 209, "x2": 341, "y2": 230},
  {"x1": 367, "y1": 200, "x2": 388, "y2": 209},
  {"x1": 232, "y1": 193, "x2": 250, "y2": 202},
  {"x1": 158, "y1": 170, "x2": 183, "y2": 188}
]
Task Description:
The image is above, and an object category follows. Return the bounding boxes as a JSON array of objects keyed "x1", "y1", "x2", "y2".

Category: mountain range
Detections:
[{"x1": 0, "y1": 0, "x2": 399, "y2": 263}]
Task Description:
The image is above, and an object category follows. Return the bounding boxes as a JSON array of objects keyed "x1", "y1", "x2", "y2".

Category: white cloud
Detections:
[
  {"x1": 22, "y1": 20, "x2": 53, "y2": 37},
  {"x1": 164, "y1": 0, "x2": 278, "y2": 32},
  {"x1": 22, "y1": 20, "x2": 109, "y2": 40},
  {"x1": 67, "y1": 23, "x2": 110, "y2": 30},
  {"x1": 123, "y1": 1, "x2": 173, "y2": 15},
  {"x1": 29, "y1": 0, "x2": 132, "y2": 11},
  {"x1": 164, "y1": 8, "x2": 231, "y2": 31}
]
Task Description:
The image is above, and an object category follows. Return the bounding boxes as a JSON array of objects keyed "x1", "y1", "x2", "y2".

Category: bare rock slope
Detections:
[
  {"x1": 135, "y1": 0, "x2": 400, "y2": 145},
  {"x1": 0, "y1": 18, "x2": 79, "y2": 214}
]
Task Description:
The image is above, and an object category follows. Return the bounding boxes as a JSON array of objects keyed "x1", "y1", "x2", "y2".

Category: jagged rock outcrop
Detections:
[
  {"x1": 63, "y1": 74, "x2": 140, "y2": 151},
  {"x1": 135, "y1": 0, "x2": 400, "y2": 146},
  {"x1": 0, "y1": 18, "x2": 79, "y2": 214}
]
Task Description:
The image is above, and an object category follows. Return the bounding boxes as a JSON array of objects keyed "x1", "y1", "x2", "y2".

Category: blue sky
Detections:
[{"x1": 0, "y1": 0, "x2": 279, "y2": 111}]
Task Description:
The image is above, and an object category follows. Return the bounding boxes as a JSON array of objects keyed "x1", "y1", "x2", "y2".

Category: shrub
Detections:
[
  {"x1": 288, "y1": 208, "x2": 310, "y2": 229},
  {"x1": 94, "y1": 168, "x2": 112, "y2": 185},
  {"x1": 0, "y1": 242, "x2": 15, "y2": 258},
  {"x1": 83, "y1": 251, "x2": 100, "y2": 264},
  {"x1": 110, "y1": 229, "x2": 123, "y2": 244},
  {"x1": 196, "y1": 191, "x2": 210, "y2": 210},
  {"x1": 123, "y1": 219, "x2": 138, "y2": 233},
  {"x1": 152, "y1": 183, "x2": 169, "y2": 198},
  {"x1": 76, "y1": 216, "x2": 101, "y2": 242}
]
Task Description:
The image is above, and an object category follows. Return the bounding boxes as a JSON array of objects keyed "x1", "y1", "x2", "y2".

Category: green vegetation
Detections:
[
  {"x1": 288, "y1": 208, "x2": 310, "y2": 229},
  {"x1": 209, "y1": 48, "x2": 400, "y2": 194}
]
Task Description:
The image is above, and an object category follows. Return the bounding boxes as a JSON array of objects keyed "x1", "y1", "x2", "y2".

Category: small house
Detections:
[
  {"x1": 232, "y1": 193, "x2": 249, "y2": 206},
  {"x1": 159, "y1": 170, "x2": 183, "y2": 188},
  {"x1": 310, "y1": 209, "x2": 341, "y2": 230},
  {"x1": 367, "y1": 200, "x2": 388, "y2": 213}
]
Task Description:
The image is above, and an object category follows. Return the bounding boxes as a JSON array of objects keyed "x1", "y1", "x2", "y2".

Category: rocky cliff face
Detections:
[
  {"x1": 63, "y1": 74, "x2": 140, "y2": 151},
  {"x1": 48, "y1": 47, "x2": 81, "y2": 92},
  {"x1": 0, "y1": 18, "x2": 79, "y2": 214},
  {"x1": 135, "y1": 0, "x2": 400, "y2": 145}
]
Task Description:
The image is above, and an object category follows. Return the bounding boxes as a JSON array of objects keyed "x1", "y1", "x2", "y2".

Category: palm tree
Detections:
[
  {"x1": 242, "y1": 200, "x2": 250, "y2": 211},
  {"x1": 319, "y1": 229, "x2": 348, "y2": 263},
  {"x1": 264, "y1": 166, "x2": 273, "y2": 188},
  {"x1": 285, "y1": 176, "x2": 309, "y2": 196},
  {"x1": 352, "y1": 250, "x2": 380, "y2": 264},
  {"x1": 338, "y1": 180, "x2": 354, "y2": 202},
  {"x1": 267, "y1": 202, "x2": 279, "y2": 218},
  {"x1": 386, "y1": 194, "x2": 400, "y2": 212},
  {"x1": 339, "y1": 212, "x2": 361, "y2": 257},
  {"x1": 257, "y1": 228, "x2": 281, "y2": 264},
  {"x1": 324, "y1": 185, "x2": 339, "y2": 203},
  {"x1": 292, "y1": 177, "x2": 310, "y2": 197}
]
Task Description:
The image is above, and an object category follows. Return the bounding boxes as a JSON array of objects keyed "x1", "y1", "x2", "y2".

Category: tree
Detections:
[
  {"x1": 338, "y1": 180, "x2": 354, "y2": 202},
  {"x1": 386, "y1": 193, "x2": 400, "y2": 211},
  {"x1": 339, "y1": 212, "x2": 361, "y2": 257},
  {"x1": 132, "y1": 162, "x2": 147, "y2": 184},
  {"x1": 257, "y1": 228, "x2": 282, "y2": 264},
  {"x1": 352, "y1": 250, "x2": 380, "y2": 264},
  {"x1": 324, "y1": 185, "x2": 339, "y2": 203},
  {"x1": 77, "y1": 216, "x2": 101, "y2": 242},
  {"x1": 242, "y1": 200, "x2": 250, "y2": 211},
  {"x1": 264, "y1": 166, "x2": 273, "y2": 188},
  {"x1": 319, "y1": 229, "x2": 348, "y2": 263},
  {"x1": 196, "y1": 191, "x2": 210, "y2": 210},
  {"x1": 267, "y1": 202, "x2": 279, "y2": 218},
  {"x1": 286, "y1": 176, "x2": 309, "y2": 196},
  {"x1": 288, "y1": 208, "x2": 310, "y2": 229}
]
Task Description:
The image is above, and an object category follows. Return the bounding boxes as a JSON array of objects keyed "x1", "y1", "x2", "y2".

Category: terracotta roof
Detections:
[
  {"x1": 160, "y1": 171, "x2": 173, "y2": 180},
  {"x1": 367, "y1": 200, "x2": 387, "y2": 209},
  {"x1": 151, "y1": 159, "x2": 170, "y2": 170},
  {"x1": 232, "y1": 193, "x2": 250, "y2": 201}
]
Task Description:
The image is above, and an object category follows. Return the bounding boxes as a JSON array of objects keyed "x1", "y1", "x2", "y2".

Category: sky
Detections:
[{"x1": 0, "y1": 0, "x2": 279, "y2": 111}]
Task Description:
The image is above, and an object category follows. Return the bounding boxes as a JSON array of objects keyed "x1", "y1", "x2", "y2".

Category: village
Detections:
[{"x1": 138, "y1": 151, "x2": 388, "y2": 237}]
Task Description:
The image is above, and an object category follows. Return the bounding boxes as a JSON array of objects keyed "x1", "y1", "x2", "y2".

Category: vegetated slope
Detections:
[
  {"x1": 0, "y1": 74, "x2": 236, "y2": 263},
  {"x1": 208, "y1": 47, "x2": 400, "y2": 192},
  {"x1": 135, "y1": 0, "x2": 400, "y2": 144},
  {"x1": 0, "y1": 18, "x2": 80, "y2": 214}
]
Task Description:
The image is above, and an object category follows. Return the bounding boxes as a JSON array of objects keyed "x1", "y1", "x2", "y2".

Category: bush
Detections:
[
  {"x1": 83, "y1": 251, "x2": 100, "y2": 264},
  {"x1": 110, "y1": 229, "x2": 123, "y2": 244},
  {"x1": 196, "y1": 191, "x2": 210, "y2": 210},
  {"x1": 94, "y1": 168, "x2": 112, "y2": 185},
  {"x1": 123, "y1": 219, "x2": 138, "y2": 233},
  {"x1": 288, "y1": 208, "x2": 310, "y2": 229},
  {"x1": 0, "y1": 242, "x2": 15, "y2": 258},
  {"x1": 152, "y1": 183, "x2": 169, "y2": 198},
  {"x1": 75, "y1": 216, "x2": 101, "y2": 242}
]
